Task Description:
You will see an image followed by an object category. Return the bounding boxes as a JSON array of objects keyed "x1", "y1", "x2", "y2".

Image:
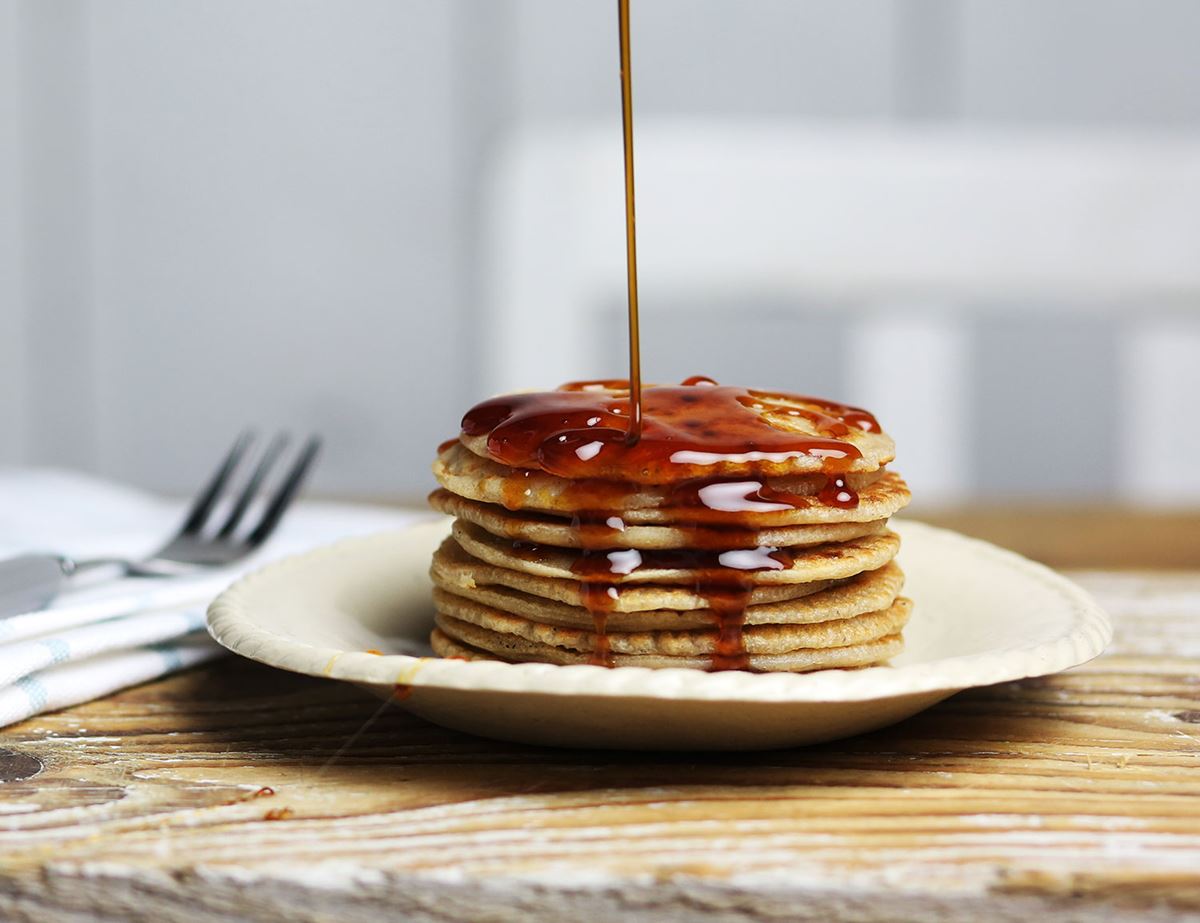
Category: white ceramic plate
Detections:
[{"x1": 207, "y1": 519, "x2": 1111, "y2": 750}]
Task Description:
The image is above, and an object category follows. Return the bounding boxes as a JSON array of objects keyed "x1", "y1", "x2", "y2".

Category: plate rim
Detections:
[{"x1": 206, "y1": 518, "x2": 1112, "y2": 704}]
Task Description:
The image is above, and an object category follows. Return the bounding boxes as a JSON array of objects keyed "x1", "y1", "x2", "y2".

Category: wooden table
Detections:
[{"x1": 1, "y1": 569, "x2": 1199, "y2": 922}]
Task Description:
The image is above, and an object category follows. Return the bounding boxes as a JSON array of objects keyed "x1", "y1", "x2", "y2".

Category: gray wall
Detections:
[
  {"x1": 0, "y1": 0, "x2": 26, "y2": 460},
  {"x1": 3, "y1": 0, "x2": 1199, "y2": 500}
]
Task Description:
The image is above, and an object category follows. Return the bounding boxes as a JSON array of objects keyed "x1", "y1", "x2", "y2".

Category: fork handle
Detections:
[{"x1": 0, "y1": 554, "x2": 73, "y2": 619}]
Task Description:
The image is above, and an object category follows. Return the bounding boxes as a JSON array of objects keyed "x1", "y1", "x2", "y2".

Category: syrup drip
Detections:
[
  {"x1": 573, "y1": 510, "x2": 625, "y2": 667},
  {"x1": 670, "y1": 478, "x2": 820, "y2": 516},
  {"x1": 818, "y1": 473, "x2": 859, "y2": 510},
  {"x1": 617, "y1": 0, "x2": 642, "y2": 444},
  {"x1": 567, "y1": 536, "x2": 796, "y2": 672},
  {"x1": 498, "y1": 468, "x2": 534, "y2": 511}
]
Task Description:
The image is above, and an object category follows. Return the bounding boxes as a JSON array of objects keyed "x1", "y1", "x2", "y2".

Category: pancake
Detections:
[
  {"x1": 459, "y1": 383, "x2": 897, "y2": 478},
  {"x1": 432, "y1": 551, "x2": 905, "y2": 631},
  {"x1": 451, "y1": 519, "x2": 901, "y2": 586},
  {"x1": 431, "y1": 537, "x2": 841, "y2": 613},
  {"x1": 434, "y1": 591, "x2": 911, "y2": 656},
  {"x1": 431, "y1": 624, "x2": 905, "y2": 672},
  {"x1": 429, "y1": 488, "x2": 891, "y2": 550},
  {"x1": 434, "y1": 442, "x2": 910, "y2": 525}
]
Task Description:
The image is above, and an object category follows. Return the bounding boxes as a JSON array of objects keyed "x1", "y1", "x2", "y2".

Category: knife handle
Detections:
[{"x1": 0, "y1": 554, "x2": 72, "y2": 619}]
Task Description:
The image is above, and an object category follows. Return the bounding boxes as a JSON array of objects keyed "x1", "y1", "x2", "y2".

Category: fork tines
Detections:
[{"x1": 181, "y1": 432, "x2": 322, "y2": 548}]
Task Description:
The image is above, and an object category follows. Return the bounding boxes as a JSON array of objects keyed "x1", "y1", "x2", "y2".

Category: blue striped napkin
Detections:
[{"x1": 0, "y1": 468, "x2": 421, "y2": 727}]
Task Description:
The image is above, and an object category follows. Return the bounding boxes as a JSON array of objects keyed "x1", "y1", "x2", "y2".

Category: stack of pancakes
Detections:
[{"x1": 429, "y1": 385, "x2": 912, "y2": 673}]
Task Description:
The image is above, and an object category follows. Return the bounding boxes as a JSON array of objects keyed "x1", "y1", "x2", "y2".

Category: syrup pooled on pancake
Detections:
[{"x1": 461, "y1": 379, "x2": 879, "y2": 484}]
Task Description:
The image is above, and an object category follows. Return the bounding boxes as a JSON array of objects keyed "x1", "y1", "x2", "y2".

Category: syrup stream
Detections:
[{"x1": 617, "y1": 0, "x2": 642, "y2": 445}]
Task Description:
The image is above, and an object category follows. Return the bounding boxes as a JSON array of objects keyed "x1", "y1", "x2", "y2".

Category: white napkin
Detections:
[{"x1": 0, "y1": 468, "x2": 425, "y2": 727}]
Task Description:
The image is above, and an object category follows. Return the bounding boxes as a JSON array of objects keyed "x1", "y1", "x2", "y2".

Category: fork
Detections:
[{"x1": 0, "y1": 432, "x2": 321, "y2": 618}]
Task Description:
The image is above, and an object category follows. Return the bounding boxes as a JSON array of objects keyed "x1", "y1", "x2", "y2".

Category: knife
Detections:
[{"x1": 0, "y1": 554, "x2": 73, "y2": 619}]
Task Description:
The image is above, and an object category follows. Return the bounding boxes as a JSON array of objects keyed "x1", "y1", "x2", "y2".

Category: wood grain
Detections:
[{"x1": 0, "y1": 571, "x2": 1198, "y2": 922}]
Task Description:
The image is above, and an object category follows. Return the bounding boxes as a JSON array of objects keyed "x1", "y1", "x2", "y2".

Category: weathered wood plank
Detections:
[{"x1": 0, "y1": 572, "x2": 1197, "y2": 922}]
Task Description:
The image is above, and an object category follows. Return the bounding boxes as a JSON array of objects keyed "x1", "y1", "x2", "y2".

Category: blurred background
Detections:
[{"x1": 3, "y1": 1, "x2": 1200, "y2": 532}]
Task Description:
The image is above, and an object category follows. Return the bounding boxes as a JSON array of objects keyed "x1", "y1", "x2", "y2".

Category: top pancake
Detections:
[
  {"x1": 458, "y1": 382, "x2": 896, "y2": 480},
  {"x1": 435, "y1": 442, "x2": 910, "y2": 525}
]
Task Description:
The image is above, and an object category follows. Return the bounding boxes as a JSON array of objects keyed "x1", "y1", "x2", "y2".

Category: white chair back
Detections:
[{"x1": 481, "y1": 123, "x2": 1200, "y2": 505}]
